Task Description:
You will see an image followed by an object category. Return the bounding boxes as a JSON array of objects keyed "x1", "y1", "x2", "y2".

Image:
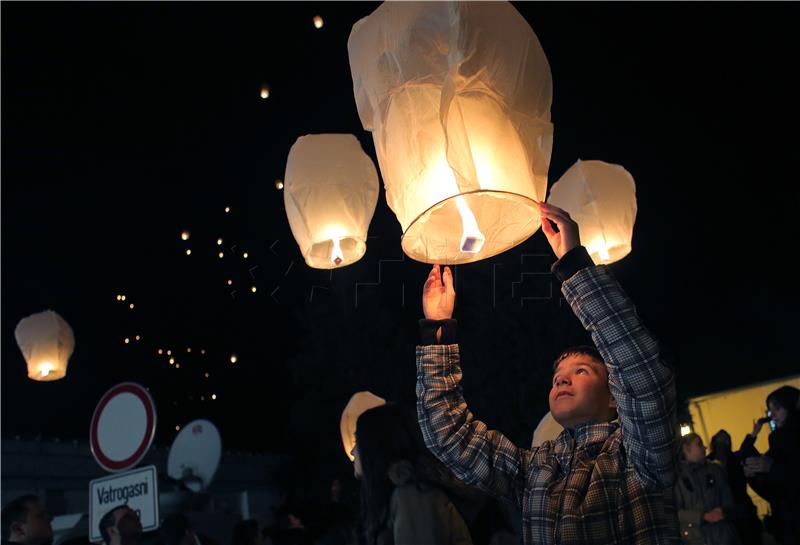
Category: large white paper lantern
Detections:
[
  {"x1": 531, "y1": 411, "x2": 564, "y2": 448},
  {"x1": 284, "y1": 134, "x2": 379, "y2": 269},
  {"x1": 14, "y1": 310, "x2": 75, "y2": 381},
  {"x1": 340, "y1": 391, "x2": 386, "y2": 461},
  {"x1": 348, "y1": 1, "x2": 553, "y2": 264},
  {"x1": 547, "y1": 159, "x2": 637, "y2": 265}
]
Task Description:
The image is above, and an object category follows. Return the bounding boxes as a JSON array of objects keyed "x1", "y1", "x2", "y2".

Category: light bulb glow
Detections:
[
  {"x1": 455, "y1": 197, "x2": 485, "y2": 253},
  {"x1": 587, "y1": 238, "x2": 612, "y2": 264},
  {"x1": 680, "y1": 424, "x2": 692, "y2": 437}
]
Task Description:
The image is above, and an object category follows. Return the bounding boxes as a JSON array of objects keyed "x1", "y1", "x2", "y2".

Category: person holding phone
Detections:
[{"x1": 741, "y1": 386, "x2": 800, "y2": 545}]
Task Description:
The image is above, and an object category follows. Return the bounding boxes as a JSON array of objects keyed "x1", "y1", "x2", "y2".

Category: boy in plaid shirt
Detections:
[{"x1": 417, "y1": 202, "x2": 680, "y2": 545}]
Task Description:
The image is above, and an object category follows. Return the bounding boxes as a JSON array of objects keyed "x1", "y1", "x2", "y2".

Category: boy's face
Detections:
[{"x1": 549, "y1": 354, "x2": 616, "y2": 429}]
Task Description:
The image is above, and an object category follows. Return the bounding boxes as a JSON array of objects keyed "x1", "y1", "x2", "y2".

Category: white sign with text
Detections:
[{"x1": 89, "y1": 465, "x2": 159, "y2": 542}]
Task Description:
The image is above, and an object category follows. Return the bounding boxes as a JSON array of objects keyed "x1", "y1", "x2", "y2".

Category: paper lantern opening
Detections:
[{"x1": 349, "y1": 2, "x2": 552, "y2": 264}]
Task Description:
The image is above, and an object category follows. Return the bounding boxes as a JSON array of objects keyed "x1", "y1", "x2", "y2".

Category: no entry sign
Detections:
[{"x1": 90, "y1": 382, "x2": 157, "y2": 472}]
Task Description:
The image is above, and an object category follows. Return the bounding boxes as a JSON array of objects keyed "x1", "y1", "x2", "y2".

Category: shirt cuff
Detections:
[
  {"x1": 551, "y1": 246, "x2": 595, "y2": 283},
  {"x1": 419, "y1": 319, "x2": 457, "y2": 345}
]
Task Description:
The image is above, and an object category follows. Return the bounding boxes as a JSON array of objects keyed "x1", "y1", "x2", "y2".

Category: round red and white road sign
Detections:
[{"x1": 90, "y1": 382, "x2": 157, "y2": 472}]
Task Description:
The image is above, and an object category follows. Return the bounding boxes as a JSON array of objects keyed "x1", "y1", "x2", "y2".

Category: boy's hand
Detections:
[
  {"x1": 538, "y1": 202, "x2": 581, "y2": 259},
  {"x1": 423, "y1": 265, "x2": 454, "y2": 321}
]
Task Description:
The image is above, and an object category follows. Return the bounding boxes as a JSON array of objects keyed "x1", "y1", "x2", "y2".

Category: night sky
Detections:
[{"x1": 3, "y1": 2, "x2": 799, "y2": 481}]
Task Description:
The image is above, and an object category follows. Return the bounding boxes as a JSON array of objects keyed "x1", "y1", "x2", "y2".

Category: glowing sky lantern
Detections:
[
  {"x1": 348, "y1": 2, "x2": 553, "y2": 264},
  {"x1": 313, "y1": 15, "x2": 324, "y2": 29},
  {"x1": 260, "y1": 85, "x2": 270, "y2": 99},
  {"x1": 547, "y1": 159, "x2": 637, "y2": 265},
  {"x1": 14, "y1": 310, "x2": 75, "y2": 381},
  {"x1": 180, "y1": 230, "x2": 190, "y2": 241},
  {"x1": 340, "y1": 391, "x2": 386, "y2": 461},
  {"x1": 284, "y1": 134, "x2": 379, "y2": 269}
]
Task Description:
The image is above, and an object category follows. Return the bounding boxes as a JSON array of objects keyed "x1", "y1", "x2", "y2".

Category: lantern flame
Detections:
[
  {"x1": 455, "y1": 197, "x2": 485, "y2": 253},
  {"x1": 331, "y1": 238, "x2": 344, "y2": 265},
  {"x1": 587, "y1": 238, "x2": 612, "y2": 264},
  {"x1": 39, "y1": 362, "x2": 54, "y2": 377}
]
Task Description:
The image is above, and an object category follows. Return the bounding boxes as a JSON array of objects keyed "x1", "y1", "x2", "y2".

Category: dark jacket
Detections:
[
  {"x1": 743, "y1": 420, "x2": 800, "y2": 545},
  {"x1": 674, "y1": 461, "x2": 739, "y2": 545}
]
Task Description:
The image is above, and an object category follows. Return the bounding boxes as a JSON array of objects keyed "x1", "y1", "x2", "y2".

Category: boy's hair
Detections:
[
  {"x1": 2, "y1": 495, "x2": 38, "y2": 540},
  {"x1": 552, "y1": 345, "x2": 604, "y2": 373}
]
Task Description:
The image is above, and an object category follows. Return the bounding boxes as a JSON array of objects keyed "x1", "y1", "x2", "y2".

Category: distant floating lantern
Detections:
[
  {"x1": 135, "y1": 335, "x2": 141, "y2": 341},
  {"x1": 124, "y1": 338, "x2": 130, "y2": 344},
  {"x1": 227, "y1": 279, "x2": 233, "y2": 286},
  {"x1": 175, "y1": 363, "x2": 180, "y2": 369},
  {"x1": 224, "y1": 206, "x2": 231, "y2": 213},
  {"x1": 175, "y1": 425, "x2": 180, "y2": 431},
  {"x1": 547, "y1": 159, "x2": 637, "y2": 265},
  {"x1": 158, "y1": 349, "x2": 164, "y2": 355},
  {"x1": 129, "y1": 303, "x2": 134, "y2": 310},
  {"x1": 204, "y1": 372, "x2": 210, "y2": 378},
  {"x1": 116, "y1": 295, "x2": 122, "y2": 301},
  {"x1": 230, "y1": 354, "x2": 237, "y2": 364},
  {"x1": 260, "y1": 85, "x2": 270, "y2": 99},
  {"x1": 340, "y1": 391, "x2": 386, "y2": 461},
  {"x1": 250, "y1": 286, "x2": 257, "y2": 293},
  {"x1": 167, "y1": 350, "x2": 172, "y2": 356},
  {"x1": 275, "y1": 179, "x2": 284, "y2": 190},
  {"x1": 211, "y1": 394, "x2": 217, "y2": 400},
  {"x1": 181, "y1": 230, "x2": 191, "y2": 241},
  {"x1": 169, "y1": 357, "x2": 175, "y2": 364},
  {"x1": 185, "y1": 249, "x2": 192, "y2": 256},
  {"x1": 348, "y1": 2, "x2": 553, "y2": 264},
  {"x1": 218, "y1": 252, "x2": 224, "y2": 259},
  {"x1": 14, "y1": 310, "x2": 75, "y2": 382},
  {"x1": 121, "y1": 295, "x2": 126, "y2": 301},
  {"x1": 243, "y1": 252, "x2": 249, "y2": 259},
  {"x1": 201, "y1": 349, "x2": 206, "y2": 355},
  {"x1": 217, "y1": 238, "x2": 223, "y2": 246},
  {"x1": 313, "y1": 15, "x2": 324, "y2": 29},
  {"x1": 284, "y1": 134, "x2": 379, "y2": 269}
]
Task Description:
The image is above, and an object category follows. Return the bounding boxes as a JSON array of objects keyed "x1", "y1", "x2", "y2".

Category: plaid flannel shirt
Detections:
[{"x1": 416, "y1": 264, "x2": 680, "y2": 545}]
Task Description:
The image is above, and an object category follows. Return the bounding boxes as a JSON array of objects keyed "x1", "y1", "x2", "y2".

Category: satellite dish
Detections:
[
  {"x1": 167, "y1": 419, "x2": 221, "y2": 492},
  {"x1": 531, "y1": 411, "x2": 564, "y2": 448},
  {"x1": 340, "y1": 391, "x2": 386, "y2": 461}
]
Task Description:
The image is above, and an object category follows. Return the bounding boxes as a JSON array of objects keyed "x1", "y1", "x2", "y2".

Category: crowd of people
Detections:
[{"x1": 3, "y1": 203, "x2": 799, "y2": 545}]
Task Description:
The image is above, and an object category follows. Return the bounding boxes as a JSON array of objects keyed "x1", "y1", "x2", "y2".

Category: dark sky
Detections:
[{"x1": 3, "y1": 2, "x2": 799, "y2": 479}]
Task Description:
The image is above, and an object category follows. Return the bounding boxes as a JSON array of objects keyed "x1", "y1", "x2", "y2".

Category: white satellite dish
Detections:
[{"x1": 167, "y1": 419, "x2": 221, "y2": 492}]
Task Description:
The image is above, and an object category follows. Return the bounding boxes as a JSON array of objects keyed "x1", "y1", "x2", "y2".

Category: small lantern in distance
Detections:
[
  {"x1": 313, "y1": 15, "x2": 324, "y2": 29},
  {"x1": 284, "y1": 134, "x2": 379, "y2": 269},
  {"x1": 260, "y1": 85, "x2": 270, "y2": 99},
  {"x1": 14, "y1": 310, "x2": 75, "y2": 381}
]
